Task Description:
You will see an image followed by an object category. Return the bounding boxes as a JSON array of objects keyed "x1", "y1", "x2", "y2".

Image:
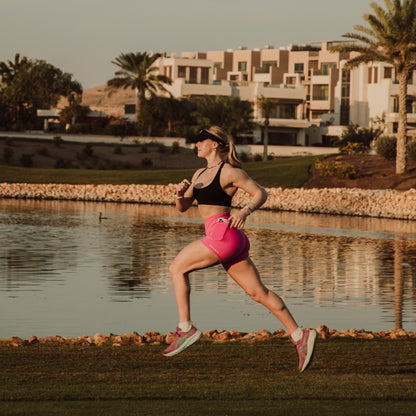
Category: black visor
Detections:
[{"x1": 190, "y1": 129, "x2": 227, "y2": 146}]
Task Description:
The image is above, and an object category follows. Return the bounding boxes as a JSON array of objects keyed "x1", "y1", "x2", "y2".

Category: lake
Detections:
[{"x1": 1, "y1": 198, "x2": 416, "y2": 338}]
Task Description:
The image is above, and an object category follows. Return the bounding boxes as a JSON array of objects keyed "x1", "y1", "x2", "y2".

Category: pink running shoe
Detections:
[
  {"x1": 162, "y1": 325, "x2": 202, "y2": 357},
  {"x1": 293, "y1": 329, "x2": 317, "y2": 372}
]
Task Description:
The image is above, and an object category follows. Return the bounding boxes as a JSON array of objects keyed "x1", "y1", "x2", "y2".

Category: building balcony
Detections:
[
  {"x1": 256, "y1": 117, "x2": 310, "y2": 129},
  {"x1": 309, "y1": 100, "x2": 331, "y2": 111}
]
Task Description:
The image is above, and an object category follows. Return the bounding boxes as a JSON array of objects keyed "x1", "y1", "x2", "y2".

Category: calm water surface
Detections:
[{"x1": 1, "y1": 198, "x2": 416, "y2": 338}]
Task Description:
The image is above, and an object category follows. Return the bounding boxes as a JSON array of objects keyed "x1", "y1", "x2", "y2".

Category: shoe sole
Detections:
[
  {"x1": 300, "y1": 329, "x2": 317, "y2": 372},
  {"x1": 162, "y1": 330, "x2": 202, "y2": 357}
]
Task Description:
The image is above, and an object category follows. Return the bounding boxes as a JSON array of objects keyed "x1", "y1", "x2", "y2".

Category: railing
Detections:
[{"x1": 264, "y1": 83, "x2": 297, "y2": 89}]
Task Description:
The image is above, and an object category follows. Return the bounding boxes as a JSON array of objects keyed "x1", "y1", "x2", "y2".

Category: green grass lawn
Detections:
[
  {"x1": 1, "y1": 339, "x2": 415, "y2": 415},
  {"x1": 0, "y1": 156, "x2": 318, "y2": 188}
]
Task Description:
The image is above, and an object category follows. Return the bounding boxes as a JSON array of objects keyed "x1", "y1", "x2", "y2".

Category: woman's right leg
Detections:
[
  {"x1": 163, "y1": 240, "x2": 220, "y2": 357},
  {"x1": 169, "y1": 239, "x2": 220, "y2": 324}
]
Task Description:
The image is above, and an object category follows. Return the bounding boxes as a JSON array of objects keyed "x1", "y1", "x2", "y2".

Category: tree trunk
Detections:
[
  {"x1": 263, "y1": 119, "x2": 269, "y2": 161},
  {"x1": 396, "y1": 73, "x2": 408, "y2": 175},
  {"x1": 135, "y1": 88, "x2": 142, "y2": 125}
]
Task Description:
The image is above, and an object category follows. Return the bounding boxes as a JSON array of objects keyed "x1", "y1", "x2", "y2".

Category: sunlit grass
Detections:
[
  {"x1": 0, "y1": 156, "x2": 319, "y2": 187},
  {"x1": 0, "y1": 339, "x2": 415, "y2": 415}
]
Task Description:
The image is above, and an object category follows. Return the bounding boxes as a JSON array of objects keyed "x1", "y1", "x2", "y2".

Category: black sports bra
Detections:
[{"x1": 193, "y1": 163, "x2": 232, "y2": 207}]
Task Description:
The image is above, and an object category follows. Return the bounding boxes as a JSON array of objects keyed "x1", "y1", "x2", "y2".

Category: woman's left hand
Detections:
[{"x1": 229, "y1": 209, "x2": 249, "y2": 229}]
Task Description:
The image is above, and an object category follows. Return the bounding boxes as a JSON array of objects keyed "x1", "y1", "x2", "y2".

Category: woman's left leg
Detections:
[
  {"x1": 227, "y1": 257, "x2": 317, "y2": 372},
  {"x1": 226, "y1": 257, "x2": 299, "y2": 335}
]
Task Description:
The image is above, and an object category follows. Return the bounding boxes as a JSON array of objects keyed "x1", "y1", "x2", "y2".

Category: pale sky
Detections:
[{"x1": 1, "y1": 0, "x2": 373, "y2": 90}]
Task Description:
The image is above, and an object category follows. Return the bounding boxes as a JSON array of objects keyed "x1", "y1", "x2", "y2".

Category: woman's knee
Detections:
[{"x1": 247, "y1": 287, "x2": 269, "y2": 303}]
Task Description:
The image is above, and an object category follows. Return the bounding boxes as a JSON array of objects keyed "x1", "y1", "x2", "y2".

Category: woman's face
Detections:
[{"x1": 196, "y1": 139, "x2": 216, "y2": 158}]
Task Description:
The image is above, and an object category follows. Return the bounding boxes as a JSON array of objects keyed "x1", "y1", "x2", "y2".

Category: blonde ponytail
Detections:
[{"x1": 205, "y1": 126, "x2": 242, "y2": 168}]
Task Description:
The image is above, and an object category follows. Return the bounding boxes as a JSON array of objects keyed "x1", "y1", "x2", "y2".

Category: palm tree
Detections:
[
  {"x1": 257, "y1": 95, "x2": 276, "y2": 160},
  {"x1": 190, "y1": 95, "x2": 254, "y2": 141},
  {"x1": 107, "y1": 52, "x2": 172, "y2": 124},
  {"x1": 330, "y1": 0, "x2": 416, "y2": 175}
]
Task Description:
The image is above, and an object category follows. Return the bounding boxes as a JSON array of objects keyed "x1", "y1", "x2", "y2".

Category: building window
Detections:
[
  {"x1": 384, "y1": 67, "x2": 393, "y2": 79},
  {"x1": 261, "y1": 61, "x2": 277, "y2": 72},
  {"x1": 238, "y1": 61, "x2": 247, "y2": 72},
  {"x1": 340, "y1": 69, "x2": 350, "y2": 125},
  {"x1": 368, "y1": 67, "x2": 378, "y2": 84},
  {"x1": 319, "y1": 62, "x2": 337, "y2": 75},
  {"x1": 201, "y1": 67, "x2": 209, "y2": 84},
  {"x1": 189, "y1": 67, "x2": 197, "y2": 84},
  {"x1": 178, "y1": 66, "x2": 186, "y2": 78},
  {"x1": 312, "y1": 84, "x2": 329, "y2": 100},
  {"x1": 286, "y1": 76, "x2": 296, "y2": 85},
  {"x1": 294, "y1": 63, "x2": 304, "y2": 74},
  {"x1": 277, "y1": 103, "x2": 296, "y2": 119}
]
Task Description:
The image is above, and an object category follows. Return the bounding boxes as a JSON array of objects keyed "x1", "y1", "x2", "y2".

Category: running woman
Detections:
[{"x1": 162, "y1": 126, "x2": 316, "y2": 372}]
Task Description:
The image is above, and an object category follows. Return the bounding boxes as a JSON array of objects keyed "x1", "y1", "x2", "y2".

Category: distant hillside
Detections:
[{"x1": 59, "y1": 85, "x2": 136, "y2": 117}]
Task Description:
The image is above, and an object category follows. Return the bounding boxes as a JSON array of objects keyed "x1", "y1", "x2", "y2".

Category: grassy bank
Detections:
[
  {"x1": 0, "y1": 156, "x2": 318, "y2": 187},
  {"x1": 1, "y1": 339, "x2": 415, "y2": 415}
]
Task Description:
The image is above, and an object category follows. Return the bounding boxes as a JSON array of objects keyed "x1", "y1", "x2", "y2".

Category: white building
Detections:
[{"x1": 152, "y1": 41, "x2": 416, "y2": 146}]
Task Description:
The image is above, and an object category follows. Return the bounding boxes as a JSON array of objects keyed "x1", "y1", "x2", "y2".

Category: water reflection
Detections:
[{"x1": 1, "y1": 198, "x2": 416, "y2": 337}]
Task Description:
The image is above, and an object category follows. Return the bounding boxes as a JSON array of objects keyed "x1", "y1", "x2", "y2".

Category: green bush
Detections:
[
  {"x1": 254, "y1": 154, "x2": 262, "y2": 161},
  {"x1": 239, "y1": 151, "x2": 249, "y2": 162},
  {"x1": 37, "y1": 146, "x2": 49, "y2": 157},
  {"x1": 314, "y1": 157, "x2": 359, "y2": 179},
  {"x1": 171, "y1": 141, "x2": 180, "y2": 154},
  {"x1": 53, "y1": 136, "x2": 63, "y2": 147},
  {"x1": 54, "y1": 158, "x2": 73, "y2": 169},
  {"x1": 407, "y1": 138, "x2": 416, "y2": 161},
  {"x1": 141, "y1": 158, "x2": 153, "y2": 167},
  {"x1": 20, "y1": 153, "x2": 33, "y2": 168},
  {"x1": 375, "y1": 135, "x2": 396, "y2": 160},
  {"x1": 83, "y1": 143, "x2": 94, "y2": 157},
  {"x1": 3, "y1": 147, "x2": 14, "y2": 163},
  {"x1": 113, "y1": 145, "x2": 123, "y2": 154},
  {"x1": 339, "y1": 123, "x2": 379, "y2": 149},
  {"x1": 339, "y1": 142, "x2": 369, "y2": 155}
]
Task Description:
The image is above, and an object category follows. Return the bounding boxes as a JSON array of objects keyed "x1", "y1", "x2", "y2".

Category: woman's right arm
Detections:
[{"x1": 175, "y1": 170, "x2": 200, "y2": 212}]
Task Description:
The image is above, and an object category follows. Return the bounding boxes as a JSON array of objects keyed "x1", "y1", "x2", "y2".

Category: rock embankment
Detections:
[
  {"x1": 2, "y1": 326, "x2": 415, "y2": 347},
  {"x1": 1, "y1": 182, "x2": 416, "y2": 220}
]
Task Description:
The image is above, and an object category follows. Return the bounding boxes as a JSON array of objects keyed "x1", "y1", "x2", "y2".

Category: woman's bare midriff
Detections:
[{"x1": 198, "y1": 204, "x2": 231, "y2": 221}]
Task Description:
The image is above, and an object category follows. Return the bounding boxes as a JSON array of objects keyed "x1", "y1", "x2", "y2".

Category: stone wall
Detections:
[{"x1": 1, "y1": 182, "x2": 416, "y2": 220}]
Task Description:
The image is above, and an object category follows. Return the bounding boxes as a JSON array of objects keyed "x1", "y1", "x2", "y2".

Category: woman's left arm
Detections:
[{"x1": 227, "y1": 168, "x2": 268, "y2": 229}]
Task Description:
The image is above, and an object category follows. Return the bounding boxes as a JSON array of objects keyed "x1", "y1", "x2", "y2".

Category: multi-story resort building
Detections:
[{"x1": 152, "y1": 40, "x2": 416, "y2": 147}]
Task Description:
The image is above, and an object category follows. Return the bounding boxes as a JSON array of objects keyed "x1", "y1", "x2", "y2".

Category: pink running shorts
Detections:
[{"x1": 201, "y1": 213, "x2": 250, "y2": 270}]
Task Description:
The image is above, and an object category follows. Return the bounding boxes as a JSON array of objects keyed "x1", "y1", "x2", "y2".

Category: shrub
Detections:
[
  {"x1": 254, "y1": 154, "x2": 262, "y2": 161},
  {"x1": 3, "y1": 147, "x2": 14, "y2": 163},
  {"x1": 171, "y1": 141, "x2": 180, "y2": 154},
  {"x1": 339, "y1": 142, "x2": 369, "y2": 155},
  {"x1": 407, "y1": 138, "x2": 416, "y2": 161},
  {"x1": 157, "y1": 143, "x2": 166, "y2": 153},
  {"x1": 314, "y1": 157, "x2": 359, "y2": 179},
  {"x1": 141, "y1": 158, "x2": 153, "y2": 167},
  {"x1": 53, "y1": 136, "x2": 63, "y2": 147},
  {"x1": 339, "y1": 123, "x2": 380, "y2": 149},
  {"x1": 97, "y1": 160, "x2": 107, "y2": 170},
  {"x1": 113, "y1": 145, "x2": 123, "y2": 154},
  {"x1": 239, "y1": 151, "x2": 249, "y2": 162},
  {"x1": 37, "y1": 146, "x2": 49, "y2": 157},
  {"x1": 20, "y1": 153, "x2": 33, "y2": 168},
  {"x1": 375, "y1": 135, "x2": 396, "y2": 160},
  {"x1": 83, "y1": 143, "x2": 94, "y2": 157},
  {"x1": 54, "y1": 158, "x2": 73, "y2": 169}
]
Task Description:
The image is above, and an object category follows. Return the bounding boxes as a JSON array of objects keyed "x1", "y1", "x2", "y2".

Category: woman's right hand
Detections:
[{"x1": 177, "y1": 179, "x2": 191, "y2": 197}]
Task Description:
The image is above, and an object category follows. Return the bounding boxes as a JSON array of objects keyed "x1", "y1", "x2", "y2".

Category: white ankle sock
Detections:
[
  {"x1": 291, "y1": 327, "x2": 303, "y2": 342},
  {"x1": 178, "y1": 321, "x2": 191, "y2": 332}
]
